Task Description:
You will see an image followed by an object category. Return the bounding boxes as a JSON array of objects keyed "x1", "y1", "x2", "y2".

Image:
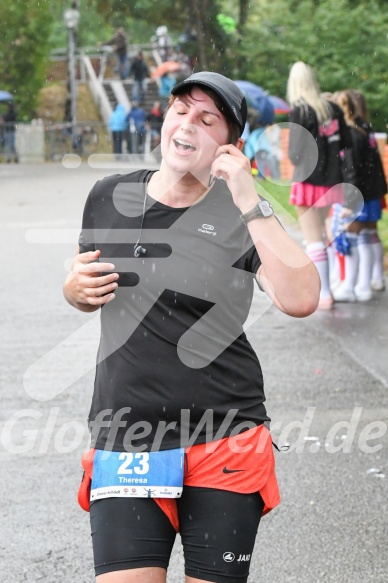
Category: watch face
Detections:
[{"x1": 259, "y1": 200, "x2": 273, "y2": 217}]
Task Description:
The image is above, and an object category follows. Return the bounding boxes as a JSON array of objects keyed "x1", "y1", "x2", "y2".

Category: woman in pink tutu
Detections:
[{"x1": 287, "y1": 62, "x2": 352, "y2": 309}]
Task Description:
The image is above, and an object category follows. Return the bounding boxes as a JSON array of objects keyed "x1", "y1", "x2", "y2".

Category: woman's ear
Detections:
[{"x1": 236, "y1": 137, "x2": 244, "y2": 151}]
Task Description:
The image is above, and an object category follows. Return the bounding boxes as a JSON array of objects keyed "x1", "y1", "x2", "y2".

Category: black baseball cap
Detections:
[{"x1": 171, "y1": 71, "x2": 247, "y2": 136}]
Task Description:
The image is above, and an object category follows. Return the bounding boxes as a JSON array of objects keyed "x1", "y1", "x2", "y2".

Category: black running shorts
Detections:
[{"x1": 90, "y1": 486, "x2": 264, "y2": 582}]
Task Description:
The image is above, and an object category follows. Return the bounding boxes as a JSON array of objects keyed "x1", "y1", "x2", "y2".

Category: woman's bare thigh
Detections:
[{"x1": 97, "y1": 567, "x2": 166, "y2": 583}]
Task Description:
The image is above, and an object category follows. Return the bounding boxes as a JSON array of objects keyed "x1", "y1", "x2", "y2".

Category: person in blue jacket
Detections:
[
  {"x1": 109, "y1": 103, "x2": 127, "y2": 158},
  {"x1": 126, "y1": 101, "x2": 147, "y2": 154},
  {"x1": 244, "y1": 118, "x2": 272, "y2": 179}
]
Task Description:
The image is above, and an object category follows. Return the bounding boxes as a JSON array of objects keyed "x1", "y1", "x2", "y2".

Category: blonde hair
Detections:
[{"x1": 287, "y1": 61, "x2": 331, "y2": 124}]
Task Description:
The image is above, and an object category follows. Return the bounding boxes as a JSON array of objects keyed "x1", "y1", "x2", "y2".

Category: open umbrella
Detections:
[
  {"x1": 151, "y1": 61, "x2": 181, "y2": 79},
  {"x1": 0, "y1": 90, "x2": 13, "y2": 102},
  {"x1": 234, "y1": 80, "x2": 274, "y2": 126},
  {"x1": 268, "y1": 95, "x2": 291, "y2": 114}
]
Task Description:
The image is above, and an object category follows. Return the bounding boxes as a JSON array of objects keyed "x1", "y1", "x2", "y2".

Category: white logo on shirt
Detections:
[{"x1": 198, "y1": 223, "x2": 216, "y2": 236}]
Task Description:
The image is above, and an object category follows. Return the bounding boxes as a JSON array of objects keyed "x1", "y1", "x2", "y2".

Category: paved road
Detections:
[{"x1": 1, "y1": 163, "x2": 387, "y2": 582}]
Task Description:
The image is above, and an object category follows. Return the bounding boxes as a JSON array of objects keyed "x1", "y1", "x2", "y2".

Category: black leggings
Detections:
[{"x1": 90, "y1": 486, "x2": 264, "y2": 582}]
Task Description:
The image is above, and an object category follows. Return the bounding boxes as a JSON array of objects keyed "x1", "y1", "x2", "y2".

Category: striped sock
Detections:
[{"x1": 307, "y1": 242, "x2": 331, "y2": 298}]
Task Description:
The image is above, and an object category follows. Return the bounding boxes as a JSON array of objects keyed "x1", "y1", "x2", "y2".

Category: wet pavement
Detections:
[{"x1": 1, "y1": 163, "x2": 387, "y2": 582}]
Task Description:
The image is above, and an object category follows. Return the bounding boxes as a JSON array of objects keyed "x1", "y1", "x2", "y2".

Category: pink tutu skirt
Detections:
[{"x1": 290, "y1": 182, "x2": 344, "y2": 208}]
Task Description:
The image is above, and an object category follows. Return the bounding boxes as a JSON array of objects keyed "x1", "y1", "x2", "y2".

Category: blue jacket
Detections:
[
  {"x1": 127, "y1": 106, "x2": 146, "y2": 131},
  {"x1": 109, "y1": 104, "x2": 127, "y2": 132},
  {"x1": 159, "y1": 75, "x2": 176, "y2": 99}
]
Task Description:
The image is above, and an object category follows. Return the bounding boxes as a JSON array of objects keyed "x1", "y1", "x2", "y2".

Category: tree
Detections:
[
  {"x1": 240, "y1": 0, "x2": 388, "y2": 129},
  {"x1": 81, "y1": 0, "x2": 234, "y2": 72},
  {"x1": 0, "y1": 0, "x2": 53, "y2": 120}
]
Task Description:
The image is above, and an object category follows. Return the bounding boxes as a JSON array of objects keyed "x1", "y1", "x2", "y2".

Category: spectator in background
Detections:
[
  {"x1": 103, "y1": 27, "x2": 129, "y2": 80},
  {"x1": 266, "y1": 124, "x2": 282, "y2": 180},
  {"x1": 175, "y1": 51, "x2": 192, "y2": 81},
  {"x1": 287, "y1": 61, "x2": 352, "y2": 310},
  {"x1": 126, "y1": 101, "x2": 146, "y2": 154},
  {"x1": 351, "y1": 89, "x2": 387, "y2": 293},
  {"x1": 243, "y1": 118, "x2": 272, "y2": 179},
  {"x1": 146, "y1": 100, "x2": 164, "y2": 149},
  {"x1": 129, "y1": 51, "x2": 150, "y2": 105},
  {"x1": 3, "y1": 102, "x2": 18, "y2": 164},
  {"x1": 159, "y1": 74, "x2": 176, "y2": 109},
  {"x1": 331, "y1": 89, "x2": 387, "y2": 302},
  {"x1": 155, "y1": 25, "x2": 173, "y2": 62},
  {"x1": 109, "y1": 103, "x2": 127, "y2": 158}
]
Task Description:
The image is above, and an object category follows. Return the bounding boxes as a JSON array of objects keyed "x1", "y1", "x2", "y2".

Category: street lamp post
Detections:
[{"x1": 63, "y1": 5, "x2": 80, "y2": 149}]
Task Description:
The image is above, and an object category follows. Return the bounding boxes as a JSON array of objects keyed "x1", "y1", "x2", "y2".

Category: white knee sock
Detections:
[
  {"x1": 307, "y1": 242, "x2": 331, "y2": 298},
  {"x1": 356, "y1": 229, "x2": 373, "y2": 293},
  {"x1": 370, "y1": 229, "x2": 384, "y2": 283},
  {"x1": 327, "y1": 243, "x2": 340, "y2": 286},
  {"x1": 342, "y1": 234, "x2": 359, "y2": 291}
]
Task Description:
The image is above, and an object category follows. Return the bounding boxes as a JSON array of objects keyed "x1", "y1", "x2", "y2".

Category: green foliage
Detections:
[
  {"x1": 241, "y1": 0, "x2": 388, "y2": 130},
  {"x1": 48, "y1": 0, "x2": 114, "y2": 48},
  {"x1": 79, "y1": 0, "x2": 234, "y2": 72},
  {"x1": 0, "y1": 0, "x2": 53, "y2": 120},
  {"x1": 3, "y1": 0, "x2": 388, "y2": 129},
  {"x1": 217, "y1": 14, "x2": 237, "y2": 34}
]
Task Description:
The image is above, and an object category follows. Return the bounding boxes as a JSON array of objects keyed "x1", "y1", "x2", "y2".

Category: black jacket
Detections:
[
  {"x1": 288, "y1": 102, "x2": 352, "y2": 186},
  {"x1": 349, "y1": 120, "x2": 387, "y2": 202},
  {"x1": 130, "y1": 58, "x2": 149, "y2": 82}
]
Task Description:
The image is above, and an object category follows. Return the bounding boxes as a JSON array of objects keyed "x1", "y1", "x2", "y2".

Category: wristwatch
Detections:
[{"x1": 240, "y1": 198, "x2": 274, "y2": 224}]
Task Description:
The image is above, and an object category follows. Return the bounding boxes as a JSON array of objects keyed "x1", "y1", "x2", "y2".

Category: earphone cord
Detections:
[{"x1": 134, "y1": 170, "x2": 153, "y2": 257}]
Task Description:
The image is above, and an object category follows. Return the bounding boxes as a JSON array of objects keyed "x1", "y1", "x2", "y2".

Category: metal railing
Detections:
[
  {"x1": 0, "y1": 121, "x2": 159, "y2": 162},
  {"x1": 0, "y1": 122, "x2": 19, "y2": 162},
  {"x1": 45, "y1": 121, "x2": 109, "y2": 160}
]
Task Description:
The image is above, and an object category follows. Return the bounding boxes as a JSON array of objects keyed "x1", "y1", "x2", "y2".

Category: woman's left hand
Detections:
[{"x1": 210, "y1": 144, "x2": 259, "y2": 214}]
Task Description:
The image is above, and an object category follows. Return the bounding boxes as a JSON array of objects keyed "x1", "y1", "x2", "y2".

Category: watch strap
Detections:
[{"x1": 240, "y1": 198, "x2": 274, "y2": 224}]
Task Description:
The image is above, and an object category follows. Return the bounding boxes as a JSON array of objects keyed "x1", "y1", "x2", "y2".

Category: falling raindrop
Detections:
[
  {"x1": 367, "y1": 468, "x2": 385, "y2": 478},
  {"x1": 310, "y1": 441, "x2": 321, "y2": 453}
]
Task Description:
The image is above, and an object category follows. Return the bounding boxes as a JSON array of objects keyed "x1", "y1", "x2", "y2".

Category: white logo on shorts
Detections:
[
  {"x1": 237, "y1": 554, "x2": 251, "y2": 562},
  {"x1": 223, "y1": 552, "x2": 235, "y2": 562}
]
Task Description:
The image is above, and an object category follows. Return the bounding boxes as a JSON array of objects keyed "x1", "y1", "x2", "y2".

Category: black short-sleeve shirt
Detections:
[{"x1": 79, "y1": 170, "x2": 270, "y2": 451}]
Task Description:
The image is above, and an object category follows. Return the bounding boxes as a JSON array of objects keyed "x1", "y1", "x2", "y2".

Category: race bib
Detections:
[{"x1": 90, "y1": 449, "x2": 184, "y2": 501}]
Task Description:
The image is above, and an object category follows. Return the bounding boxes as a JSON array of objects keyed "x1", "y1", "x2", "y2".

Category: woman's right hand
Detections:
[{"x1": 63, "y1": 249, "x2": 119, "y2": 312}]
